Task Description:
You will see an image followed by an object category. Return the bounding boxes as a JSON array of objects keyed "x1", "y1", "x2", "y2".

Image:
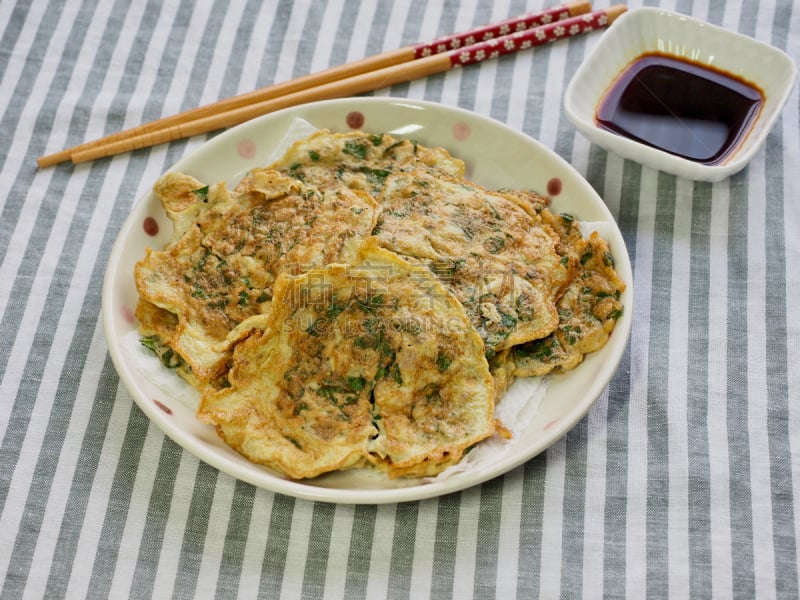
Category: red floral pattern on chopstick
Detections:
[
  {"x1": 413, "y1": 4, "x2": 574, "y2": 59},
  {"x1": 447, "y1": 9, "x2": 612, "y2": 67}
]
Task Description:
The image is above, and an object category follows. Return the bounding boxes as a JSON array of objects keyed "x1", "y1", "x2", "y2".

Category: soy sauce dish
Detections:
[{"x1": 564, "y1": 7, "x2": 796, "y2": 182}]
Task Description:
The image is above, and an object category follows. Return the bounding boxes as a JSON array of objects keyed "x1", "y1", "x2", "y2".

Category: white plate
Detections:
[
  {"x1": 564, "y1": 7, "x2": 797, "y2": 182},
  {"x1": 102, "y1": 97, "x2": 633, "y2": 504}
]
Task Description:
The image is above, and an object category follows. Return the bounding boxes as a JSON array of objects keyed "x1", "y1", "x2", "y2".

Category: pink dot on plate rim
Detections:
[
  {"x1": 346, "y1": 111, "x2": 365, "y2": 129},
  {"x1": 120, "y1": 305, "x2": 136, "y2": 324},
  {"x1": 153, "y1": 399, "x2": 173, "y2": 415},
  {"x1": 143, "y1": 216, "x2": 159, "y2": 236},
  {"x1": 452, "y1": 121, "x2": 471, "y2": 141},
  {"x1": 238, "y1": 139, "x2": 257, "y2": 159},
  {"x1": 547, "y1": 177, "x2": 562, "y2": 196}
]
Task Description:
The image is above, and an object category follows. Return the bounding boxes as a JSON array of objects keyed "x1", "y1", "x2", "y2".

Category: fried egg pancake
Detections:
[
  {"x1": 264, "y1": 129, "x2": 465, "y2": 194},
  {"x1": 135, "y1": 170, "x2": 377, "y2": 383},
  {"x1": 197, "y1": 240, "x2": 495, "y2": 479},
  {"x1": 373, "y1": 169, "x2": 570, "y2": 359},
  {"x1": 512, "y1": 228, "x2": 626, "y2": 376}
]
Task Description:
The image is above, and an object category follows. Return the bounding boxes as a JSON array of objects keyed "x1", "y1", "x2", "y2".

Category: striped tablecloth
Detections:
[{"x1": 2, "y1": 0, "x2": 798, "y2": 597}]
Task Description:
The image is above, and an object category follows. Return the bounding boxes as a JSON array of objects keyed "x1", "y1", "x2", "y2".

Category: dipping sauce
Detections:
[{"x1": 595, "y1": 53, "x2": 764, "y2": 165}]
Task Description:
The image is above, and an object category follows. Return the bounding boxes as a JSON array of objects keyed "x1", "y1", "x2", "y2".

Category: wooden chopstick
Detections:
[
  {"x1": 73, "y1": 4, "x2": 626, "y2": 164},
  {"x1": 37, "y1": 1, "x2": 590, "y2": 168},
  {"x1": 41, "y1": 3, "x2": 628, "y2": 167}
]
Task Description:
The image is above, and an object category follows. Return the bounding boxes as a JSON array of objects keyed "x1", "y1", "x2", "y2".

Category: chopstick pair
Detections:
[{"x1": 37, "y1": 1, "x2": 626, "y2": 168}]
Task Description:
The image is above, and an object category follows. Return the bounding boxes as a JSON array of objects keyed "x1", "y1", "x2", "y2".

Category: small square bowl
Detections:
[{"x1": 564, "y1": 7, "x2": 797, "y2": 182}]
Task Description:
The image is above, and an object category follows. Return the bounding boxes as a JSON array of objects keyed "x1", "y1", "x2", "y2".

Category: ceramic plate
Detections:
[
  {"x1": 102, "y1": 97, "x2": 633, "y2": 504},
  {"x1": 564, "y1": 7, "x2": 797, "y2": 182}
]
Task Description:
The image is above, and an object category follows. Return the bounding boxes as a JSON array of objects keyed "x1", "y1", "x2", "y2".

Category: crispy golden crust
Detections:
[{"x1": 198, "y1": 240, "x2": 495, "y2": 479}]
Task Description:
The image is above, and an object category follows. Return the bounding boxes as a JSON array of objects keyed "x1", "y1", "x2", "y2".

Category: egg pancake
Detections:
[
  {"x1": 263, "y1": 129, "x2": 465, "y2": 194},
  {"x1": 197, "y1": 240, "x2": 495, "y2": 479},
  {"x1": 512, "y1": 227, "x2": 625, "y2": 376},
  {"x1": 135, "y1": 169, "x2": 377, "y2": 383},
  {"x1": 373, "y1": 169, "x2": 570, "y2": 359}
]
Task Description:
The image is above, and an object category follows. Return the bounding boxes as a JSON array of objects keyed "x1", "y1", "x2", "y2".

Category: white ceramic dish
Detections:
[
  {"x1": 564, "y1": 7, "x2": 797, "y2": 182},
  {"x1": 102, "y1": 97, "x2": 633, "y2": 504}
]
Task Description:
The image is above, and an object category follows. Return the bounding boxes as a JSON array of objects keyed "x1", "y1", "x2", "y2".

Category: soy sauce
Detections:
[{"x1": 595, "y1": 53, "x2": 764, "y2": 165}]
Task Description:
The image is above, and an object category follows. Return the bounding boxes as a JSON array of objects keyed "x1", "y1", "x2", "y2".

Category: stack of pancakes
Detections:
[{"x1": 134, "y1": 130, "x2": 625, "y2": 479}]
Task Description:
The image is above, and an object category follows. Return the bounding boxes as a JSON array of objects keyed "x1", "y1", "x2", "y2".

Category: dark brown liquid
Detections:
[{"x1": 595, "y1": 53, "x2": 764, "y2": 165}]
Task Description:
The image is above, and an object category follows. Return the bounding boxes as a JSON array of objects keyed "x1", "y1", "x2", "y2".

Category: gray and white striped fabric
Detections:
[{"x1": 2, "y1": 0, "x2": 798, "y2": 597}]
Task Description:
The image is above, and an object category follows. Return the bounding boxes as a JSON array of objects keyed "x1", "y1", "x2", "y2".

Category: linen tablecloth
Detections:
[{"x1": 1, "y1": 0, "x2": 798, "y2": 597}]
